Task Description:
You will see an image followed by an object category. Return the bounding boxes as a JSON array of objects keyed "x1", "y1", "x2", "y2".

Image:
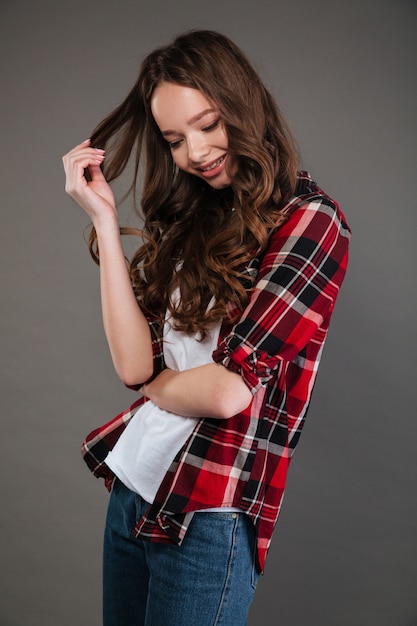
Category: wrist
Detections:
[
  {"x1": 142, "y1": 369, "x2": 177, "y2": 405},
  {"x1": 92, "y1": 212, "x2": 120, "y2": 234}
]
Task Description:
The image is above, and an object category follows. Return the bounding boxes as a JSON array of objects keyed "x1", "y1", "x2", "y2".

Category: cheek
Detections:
[
  {"x1": 218, "y1": 125, "x2": 229, "y2": 147},
  {"x1": 171, "y1": 149, "x2": 189, "y2": 171},
  {"x1": 227, "y1": 155, "x2": 238, "y2": 176}
]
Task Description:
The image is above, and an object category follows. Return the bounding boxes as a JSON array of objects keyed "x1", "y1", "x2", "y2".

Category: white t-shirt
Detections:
[{"x1": 105, "y1": 307, "x2": 221, "y2": 504}]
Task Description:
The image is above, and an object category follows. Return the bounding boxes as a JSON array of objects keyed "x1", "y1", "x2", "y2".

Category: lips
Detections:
[
  {"x1": 201, "y1": 155, "x2": 226, "y2": 171},
  {"x1": 199, "y1": 155, "x2": 227, "y2": 178}
]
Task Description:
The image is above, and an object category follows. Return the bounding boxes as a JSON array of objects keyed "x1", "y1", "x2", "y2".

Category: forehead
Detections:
[{"x1": 151, "y1": 82, "x2": 215, "y2": 128}]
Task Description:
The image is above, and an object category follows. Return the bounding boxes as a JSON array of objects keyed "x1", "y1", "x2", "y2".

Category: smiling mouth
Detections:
[{"x1": 200, "y1": 155, "x2": 226, "y2": 172}]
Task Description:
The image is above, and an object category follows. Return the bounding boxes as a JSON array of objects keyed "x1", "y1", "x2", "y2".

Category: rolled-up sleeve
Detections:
[{"x1": 212, "y1": 198, "x2": 351, "y2": 395}]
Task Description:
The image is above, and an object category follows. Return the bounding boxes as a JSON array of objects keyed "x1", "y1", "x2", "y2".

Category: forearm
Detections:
[
  {"x1": 94, "y1": 216, "x2": 153, "y2": 385},
  {"x1": 141, "y1": 363, "x2": 253, "y2": 419},
  {"x1": 63, "y1": 142, "x2": 154, "y2": 385}
]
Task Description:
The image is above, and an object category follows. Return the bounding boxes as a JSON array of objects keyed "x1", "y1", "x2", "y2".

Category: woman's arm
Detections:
[
  {"x1": 141, "y1": 363, "x2": 253, "y2": 420},
  {"x1": 62, "y1": 140, "x2": 153, "y2": 385},
  {"x1": 143, "y1": 193, "x2": 350, "y2": 420}
]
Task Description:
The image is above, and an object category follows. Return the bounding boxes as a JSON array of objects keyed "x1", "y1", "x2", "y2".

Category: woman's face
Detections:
[{"x1": 151, "y1": 82, "x2": 233, "y2": 189}]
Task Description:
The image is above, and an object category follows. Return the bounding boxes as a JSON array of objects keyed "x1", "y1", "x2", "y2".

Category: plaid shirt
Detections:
[{"x1": 81, "y1": 172, "x2": 351, "y2": 572}]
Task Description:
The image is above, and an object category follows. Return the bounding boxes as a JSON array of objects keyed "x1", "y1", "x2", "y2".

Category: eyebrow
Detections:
[{"x1": 160, "y1": 109, "x2": 217, "y2": 137}]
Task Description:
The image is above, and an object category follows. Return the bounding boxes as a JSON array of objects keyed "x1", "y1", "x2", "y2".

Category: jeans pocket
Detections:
[
  {"x1": 250, "y1": 540, "x2": 260, "y2": 590},
  {"x1": 237, "y1": 513, "x2": 260, "y2": 590}
]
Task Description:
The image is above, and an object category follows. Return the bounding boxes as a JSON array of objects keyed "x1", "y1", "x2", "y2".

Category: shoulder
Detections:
[
  {"x1": 256, "y1": 172, "x2": 351, "y2": 275},
  {"x1": 278, "y1": 171, "x2": 351, "y2": 238}
]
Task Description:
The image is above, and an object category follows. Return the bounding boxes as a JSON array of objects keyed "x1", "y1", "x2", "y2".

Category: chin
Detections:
[{"x1": 205, "y1": 175, "x2": 232, "y2": 189}]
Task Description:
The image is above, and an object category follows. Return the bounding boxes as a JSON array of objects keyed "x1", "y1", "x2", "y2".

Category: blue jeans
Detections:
[{"x1": 103, "y1": 478, "x2": 260, "y2": 626}]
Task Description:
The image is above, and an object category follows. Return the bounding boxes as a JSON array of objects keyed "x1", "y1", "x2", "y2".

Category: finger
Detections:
[
  {"x1": 63, "y1": 150, "x2": 105, "y2": 176},
  {"x1": 75, "y1": 138, "x2": 92, "y2": 150},
  {"x1": 88, "y1": 162, "x2": 106, "y2": 182},
  {"x1": 63, "y1": 139, "x2": 90, "y2": 160},
  {"x1": 62, "y1": 140, "x2": 104, "y2": 166},
  {"x1": 64, "y1": 156, "x2": 103, "y2": 196}
]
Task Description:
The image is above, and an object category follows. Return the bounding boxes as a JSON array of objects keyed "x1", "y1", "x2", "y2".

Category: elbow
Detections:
[
  {"x1": 212, "y1": 382, "x2": 253, "y2": 420},
  {"x1": 119, "y1": 373, "x2": 143, "y2": 388},
  {"x1": 116, "y1": 363, "x2": 154, "y2": 388}
]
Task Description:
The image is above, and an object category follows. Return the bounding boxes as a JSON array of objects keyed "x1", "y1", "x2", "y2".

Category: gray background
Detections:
[{"x1": 1, "y1": 0, "x2": 416, "y2": 624}]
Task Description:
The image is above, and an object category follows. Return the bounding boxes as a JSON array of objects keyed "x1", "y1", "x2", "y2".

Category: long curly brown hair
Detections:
[{"x1": 88, "y1": 30, "x2": 298, "y2": 336}]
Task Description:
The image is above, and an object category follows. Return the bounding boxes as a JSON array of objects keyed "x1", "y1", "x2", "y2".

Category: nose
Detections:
[{"x1": 187, "y1": 133, "x2": 210, "y2": 165}]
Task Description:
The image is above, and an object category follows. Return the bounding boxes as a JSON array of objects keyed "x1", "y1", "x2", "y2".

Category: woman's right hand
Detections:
[
  {"x1": 62, "y1": 139, "x2": 116, "y2": 224},
  {"x1": 63, "y1": 140, "x2": 154, "y2": 385}
]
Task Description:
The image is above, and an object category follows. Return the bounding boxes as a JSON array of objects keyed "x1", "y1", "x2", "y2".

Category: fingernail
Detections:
[{"x1": 82, "y1": 139, "x2": 91, "y2": 144}]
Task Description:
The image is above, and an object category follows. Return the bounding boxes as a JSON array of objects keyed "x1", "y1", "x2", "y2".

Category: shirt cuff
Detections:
[{"x1": 212, "y1": 342, "x2": 273, "y2": 395}]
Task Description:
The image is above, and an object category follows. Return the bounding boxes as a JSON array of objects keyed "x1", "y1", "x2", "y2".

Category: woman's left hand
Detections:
[{"x1": 141, "y1": 364, "x2": 252, "y2": 420}]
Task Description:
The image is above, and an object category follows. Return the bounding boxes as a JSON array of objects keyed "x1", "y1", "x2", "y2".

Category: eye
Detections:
[
  {"x1": 168, "y1": 139, "x2": 182, "y2": 150},
  {"x1": 202, "y1": 119, "x2": 220, "y2": 132}
]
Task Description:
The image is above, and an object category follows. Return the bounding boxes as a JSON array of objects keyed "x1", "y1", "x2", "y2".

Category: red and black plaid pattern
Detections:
[{"x1": 81, "y1": 172, "x2": 351, "y2": 572}]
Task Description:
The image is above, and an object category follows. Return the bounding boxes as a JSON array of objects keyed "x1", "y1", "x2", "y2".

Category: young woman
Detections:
[{"x1": 63, "y1": 30, "x2": 350, "y2": 626}]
